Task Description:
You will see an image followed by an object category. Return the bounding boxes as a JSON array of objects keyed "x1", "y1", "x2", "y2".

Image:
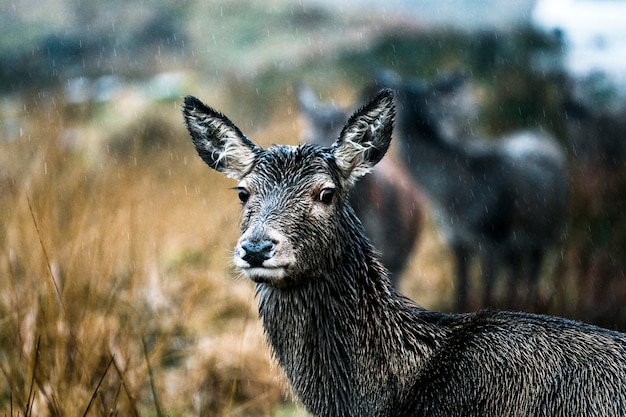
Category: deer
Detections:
[
  {"x1": 182, "y1": 89, "x2": 626, "y2": 417},
  {"x1": 366, "y1": 70, "x2": 569, "y2": 311},
  {"x1": 296, "y1": 84, "x2": 423, "y2": 286}
]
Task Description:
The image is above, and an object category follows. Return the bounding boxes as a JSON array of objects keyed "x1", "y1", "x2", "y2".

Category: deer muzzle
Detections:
[{"x1": 234, "y1": 229, "x2": 295, "y2": 284}]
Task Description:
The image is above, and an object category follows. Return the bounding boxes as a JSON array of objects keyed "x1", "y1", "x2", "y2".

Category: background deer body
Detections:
[
  {"x1": 296, "y1": 85, "x2": 423, "y2": 285},
  {"x1": 376, "y1": 72, "x2": 569, "y2": 310},
  {"x1": 183, "y1": 90, "x2": 626, "y2": 417}
]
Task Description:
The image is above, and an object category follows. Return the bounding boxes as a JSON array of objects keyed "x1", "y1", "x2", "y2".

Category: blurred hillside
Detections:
[{"x1": 2, "y1": 0, "x2": 626, "y2": 416}]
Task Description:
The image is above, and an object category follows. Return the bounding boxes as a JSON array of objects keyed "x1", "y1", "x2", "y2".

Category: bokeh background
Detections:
[{"x1": 2, "y1": 0, "x2": 626, "y2": 415}]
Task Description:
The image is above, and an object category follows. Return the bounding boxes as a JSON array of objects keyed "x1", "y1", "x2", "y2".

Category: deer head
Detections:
[{"x1": 182, "y1": 89, "x2": 395, "y2": 287}]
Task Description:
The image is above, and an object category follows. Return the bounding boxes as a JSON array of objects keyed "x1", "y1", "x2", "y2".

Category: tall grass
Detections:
[{"x1": 0, "y1": 93, "x2": 294, "y2": 416}]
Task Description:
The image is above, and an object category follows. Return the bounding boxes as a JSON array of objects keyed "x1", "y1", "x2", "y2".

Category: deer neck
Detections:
[
  {"x1": 254, "y1": 211, "x2": 441, "y2": 416},
  {"x1": 398, "y1": 130, "x2": 476, "y2": 210}
]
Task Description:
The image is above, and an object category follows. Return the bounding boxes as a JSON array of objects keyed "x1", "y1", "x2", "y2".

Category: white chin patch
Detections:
[{"x1": 241, "y1": 267, "x2": 287, "y2": 282}]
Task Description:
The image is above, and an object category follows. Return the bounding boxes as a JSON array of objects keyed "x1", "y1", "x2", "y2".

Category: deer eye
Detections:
[
  {"x1": 316, "y1": 188, "x2": 335, "y2": 205},
  {"x1": 235, "y1": 187, "x2": 250, "y2": 204}
]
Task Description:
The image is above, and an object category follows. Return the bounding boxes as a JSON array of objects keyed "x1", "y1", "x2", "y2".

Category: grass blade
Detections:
[{"x1": 82, "y1": 354, "x2": 115, "y2": 417}]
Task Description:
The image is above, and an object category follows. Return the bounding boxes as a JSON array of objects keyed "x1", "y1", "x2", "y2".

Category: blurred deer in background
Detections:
[
  {"x1": 369, "y1": 69, "x2": 568, "y2": 311},
  {"x1": 296, "y1": 84, "x2": 424, "y2": 286}
]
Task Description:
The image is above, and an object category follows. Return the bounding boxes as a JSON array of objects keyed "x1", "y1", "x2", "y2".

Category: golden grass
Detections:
[{"x1": 0, "y1": 94, "x2": 302, "y2": 416}]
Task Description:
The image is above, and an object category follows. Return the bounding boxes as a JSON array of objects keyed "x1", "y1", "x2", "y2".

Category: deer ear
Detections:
[
  {"x1": 182, "y1": 96, "x2": 261, "y2": 179},
  {"x1": 332, "y1": 88, "x2": 395, "y2": 185}
]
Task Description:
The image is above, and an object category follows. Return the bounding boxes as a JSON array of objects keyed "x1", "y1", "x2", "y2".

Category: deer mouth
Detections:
[{"x1": 240, "y1": 266, "x2": 289, "y2": 284}]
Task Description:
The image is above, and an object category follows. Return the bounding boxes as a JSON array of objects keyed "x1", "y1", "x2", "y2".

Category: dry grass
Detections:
[{"x1": 0, "y1": 92, "x2": 306, "y2": 416}]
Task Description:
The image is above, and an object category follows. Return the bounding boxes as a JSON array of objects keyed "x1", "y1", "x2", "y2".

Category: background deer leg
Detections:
[
  {"x1": 453, "y1": 243, "x2": 471, "y2": 311},
  {"x1": 481, "y1": 249, "x2": 498, "y2": 308},
  {"x1": 525, "y1": 247, "x2": 545, "y2": 311}
]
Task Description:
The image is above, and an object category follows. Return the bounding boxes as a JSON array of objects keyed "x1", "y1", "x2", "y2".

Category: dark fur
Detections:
[{"x1": 182, "y1": 89, "x2": 626, "y2": 417}]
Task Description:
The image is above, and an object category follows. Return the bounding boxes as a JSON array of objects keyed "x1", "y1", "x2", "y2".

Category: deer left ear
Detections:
[
  {"x1": 182, "y1": 95, "x2": 261, "y2": 179},
  {"x1": 332, "y1": 88, "x2": 395, "y2": 185}
]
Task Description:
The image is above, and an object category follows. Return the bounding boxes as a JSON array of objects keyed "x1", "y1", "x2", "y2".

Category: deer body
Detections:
[{"x1": 183, "y1": 90, "x2": 626, "y2": 417}]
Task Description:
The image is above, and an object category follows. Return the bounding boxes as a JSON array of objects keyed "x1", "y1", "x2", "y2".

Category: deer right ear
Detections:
[
  {"x1": 332, "y1": 88, "x2": 395, "y2": 185},
  {"x1": 182, "y1": 96, "x2": 261, "y2": 179}
]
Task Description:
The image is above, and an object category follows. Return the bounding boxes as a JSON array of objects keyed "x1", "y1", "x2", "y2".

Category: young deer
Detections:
[
  {"x1": 183, "y1": 89, "x2": 626, "y2": 417},
  {"x1": 296, "y1": 84, "x2": 423, "y2": 285},
  {"x1": 369, "y1": 70, "x2": 569, "y2": 311}
]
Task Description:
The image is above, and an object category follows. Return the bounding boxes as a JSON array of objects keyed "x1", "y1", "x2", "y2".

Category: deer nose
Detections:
[{"x1": 240, "y1": 239, "x2": 276, "y2": 267}]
